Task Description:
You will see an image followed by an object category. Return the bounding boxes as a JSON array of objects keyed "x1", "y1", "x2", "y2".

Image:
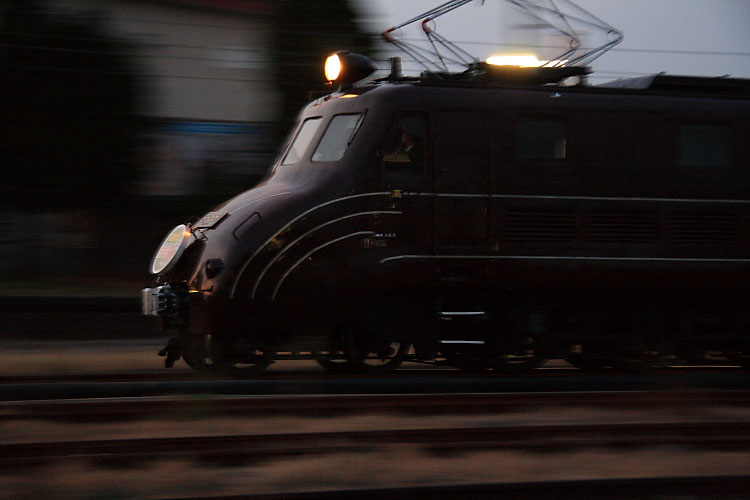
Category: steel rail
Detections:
[
  {"x1": 0, "y1": 364, "x2": 580, "y2": 385},
  {"x1": 2, "y1": 390, "x2": 750, "y2": 421},
  {"x1": 0, "y1": 364, "x2": 744, "y2": 385},
  {"x1": 162, "y1": 475, "x2": 750, "y2": 500},
  {"x1": 2, "y1": 372, "x2": 750, "y2": 402},
  {"x1": 2, "y1": 421, "x2": 750, "y2": 467}
]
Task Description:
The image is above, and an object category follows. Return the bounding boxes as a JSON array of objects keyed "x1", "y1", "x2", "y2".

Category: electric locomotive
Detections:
[{"x1": 143, "y1": 52, "x2": 750, "y2": 375}]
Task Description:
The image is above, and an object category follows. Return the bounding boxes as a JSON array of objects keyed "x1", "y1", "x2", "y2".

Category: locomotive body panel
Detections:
[{"x1": 145, "y1": 70, "x2": 750, "y2": 372}]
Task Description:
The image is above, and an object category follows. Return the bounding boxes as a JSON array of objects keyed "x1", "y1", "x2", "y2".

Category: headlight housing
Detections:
[
  {"x1": 324, "y1": 51, "x2": 377, "y2": 87},
  {"x1": 150, "y1": 224, "x2": 192, "y2": 275}
]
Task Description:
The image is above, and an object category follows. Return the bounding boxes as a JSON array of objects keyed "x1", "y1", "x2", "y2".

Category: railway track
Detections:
[
  {"x1": 3, "y1": 419, "x2": 750, "y2": 469},
  {"x1": 1, "y1": 371, "x2": 749, "y2": 403},
  {"x1": 3, "y1": 389, "x2": 749, "y2": 498},
  {"x1": 0, "y1": 363, "x2": 745, "y2": 384},
  {"x1": 161, "y1": 476, "x2": 750, "y2": 500},
  {"x1": 2, "y1": 389, "x2": 750, "y2": 420}
]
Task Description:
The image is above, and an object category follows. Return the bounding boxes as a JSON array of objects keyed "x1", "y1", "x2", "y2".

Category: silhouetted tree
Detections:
[{"x1": 1, "y1": 1, "x2": 142, "y2": 211}]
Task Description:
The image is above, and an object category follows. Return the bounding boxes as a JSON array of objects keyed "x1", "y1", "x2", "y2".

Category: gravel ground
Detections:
[
  {"x1": 1, "y1": 341, "x2": 748, "y2": 499},
  {"x1": 0, "y1": 339, "x2": 172, "y2": 375},
  {"x1": 2, "y1": 406, "x2": 749, "y2": 499}
]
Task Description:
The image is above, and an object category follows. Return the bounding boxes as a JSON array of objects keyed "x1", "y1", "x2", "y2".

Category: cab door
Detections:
[
  {"x1": 369, "y1": 112, "x2": 435, "y2": 342},
  {"x1": 375, "y1": 112, "x2": 434, "y2": 286},
  {"x1": 433, "y1": 110, "x2": 489, "y2": 257}
]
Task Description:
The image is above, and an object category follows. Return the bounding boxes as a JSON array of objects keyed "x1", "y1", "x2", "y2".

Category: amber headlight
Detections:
[
  {"x1": 150, "y1": 224, "x2": 192, "y2": 275},
  {"x1": 324, "y1": 53, "x2": 342, "y2": 81},
  {"x1": 324, "y1": 51, "x2": 377, "y2": 87}
]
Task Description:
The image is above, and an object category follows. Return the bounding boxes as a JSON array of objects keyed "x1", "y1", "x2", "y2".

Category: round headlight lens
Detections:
[
  {"x1": 324, "y1": 53, "x2": 342, "y2": 81},
  {"x1": 150, "y1": 224, "x2": 191, "y2": 275},
  {"x1": 324, "y1": 51, "x2": 377, "y2": 86}
]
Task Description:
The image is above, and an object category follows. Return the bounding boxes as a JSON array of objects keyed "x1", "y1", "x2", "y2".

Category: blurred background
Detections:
[
  {"x1": 2, "y1": 4, "x2": 750, "y2": 497},
  {"x1": 1, "y1": 0, "x2": 374, "y2": 295},
  {"x1": 1, "y1": 0, "x2": 749, "y2": 296}
]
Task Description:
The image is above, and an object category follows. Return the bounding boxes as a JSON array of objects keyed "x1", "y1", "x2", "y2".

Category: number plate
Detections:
[{"x1": 193, "y1": 211, "x2": 228, "y2": 229}]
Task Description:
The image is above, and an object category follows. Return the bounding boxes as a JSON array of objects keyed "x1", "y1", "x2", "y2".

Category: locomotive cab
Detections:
[{"x1": 143, "y1": 54, "x2": 429, "y2": 373}]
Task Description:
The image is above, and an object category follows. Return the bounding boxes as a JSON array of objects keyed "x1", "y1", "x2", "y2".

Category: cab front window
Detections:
[
  {"x1": 312, "y1": 113, "x2": 364, "y2": 162},
  {"x1": 281, "y1": 117, "x2": 322, "y2": 165}
]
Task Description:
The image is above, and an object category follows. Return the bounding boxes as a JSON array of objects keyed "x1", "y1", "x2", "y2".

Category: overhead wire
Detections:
[
  {"x1": 2, "y1": 9, "x2": 748, "y2": 85},
  {"x1": 2, "y1": 38, "x2": 748, "y2": 74},
  {"x1": 1, "y1": 14, "x2": 748, "y2": 59}
]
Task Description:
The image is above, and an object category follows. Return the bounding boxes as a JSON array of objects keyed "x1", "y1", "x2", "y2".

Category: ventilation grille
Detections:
[
  {"x1": 589, "y1": 213, "x2": 658, "y2": 244},
  {"x1": 504, "y1": 211, "x2": 577, "y2": 243},
  {"x1": 667, "y1": 214, "x2": 738, "y2": 245},
  {"x1": 502, "y1": 211, "x2": 741, "y2": 246}
]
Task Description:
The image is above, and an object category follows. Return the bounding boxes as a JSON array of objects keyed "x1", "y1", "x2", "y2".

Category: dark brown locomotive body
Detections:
[{"x1": 145, "y1": 73, "x2": 750, "y2": 373}]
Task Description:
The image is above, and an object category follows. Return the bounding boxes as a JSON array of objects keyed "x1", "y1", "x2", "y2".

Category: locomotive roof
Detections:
[
  {"x1": 324, "y1": 52, "x2": 750, "y2": 102},
  {"x1": 598, "y1": 73, "x2": 750, "y2": 97},
  {"x1": 357, "y1": 66, "x2": 750, "y2": 100},
  {"x1": 387, "y1": 63, "x2": 592, "y2": 87}
]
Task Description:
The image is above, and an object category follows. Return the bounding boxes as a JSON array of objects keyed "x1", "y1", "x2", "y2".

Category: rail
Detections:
[
  {"x1": 3, "y1": 390, "x2": 750, "y2": 420},
  {"x1": 165, "y1": 476, "x2": 750, "y2": 500}
]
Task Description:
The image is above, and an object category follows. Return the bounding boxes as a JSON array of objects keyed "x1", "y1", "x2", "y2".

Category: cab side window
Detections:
[
  {"x1": 381, "y1": 114, "x2": 428, "y2": 188},
  {"x1": 518, "y1": 119, "x2": 567, "y2": 160},
  {"x1": 679, "y1": 123, "x2": 731, "y2": 167}
]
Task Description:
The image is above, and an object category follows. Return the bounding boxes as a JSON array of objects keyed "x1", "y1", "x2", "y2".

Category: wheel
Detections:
[
  {"x1": 315, "y1": 351, "x2": 353, "y2": 373},
  {"x1": 315, "y1": 331, "x2": 353, "y2": 372},
  {"x1": 606, "y1": 348, "x2": 673, "y2": 373},
  {"x1": 447, "y1": 355, "x2": 491, "y2": 372},
  {"x1": 609, "y1": 337, "x2": 672, "y2": 374},
  {"x1": 565, "y1": 354, "x2": 603, "y2": 370},
  {"x1": 489, "y1": 353, "x2": 545, "y2": 373},
  {"x1": 208, "y1": 335, "x2": 277, "y2": 377},
  {"x1": 343, "y1": 325, "x2": 410, "y2": 375},
  {"x1": 564, "y1": 344, "x2": 604, "y2": 370},
  {"x1": 727, "y1": 352, "x2": 750, "y2": 369},
  {"x1": 488, "y1": 336, "x2": 546, "y2": 374},
  {"x1": 609, "y1": 354, "x2": 654, "y2": 374},
  {"x1": 442, "y1": 347, "x2": 491, "y2": 372},
  {"x1": 177, "y1": 327, "x2": 212, "y2": 372}
]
